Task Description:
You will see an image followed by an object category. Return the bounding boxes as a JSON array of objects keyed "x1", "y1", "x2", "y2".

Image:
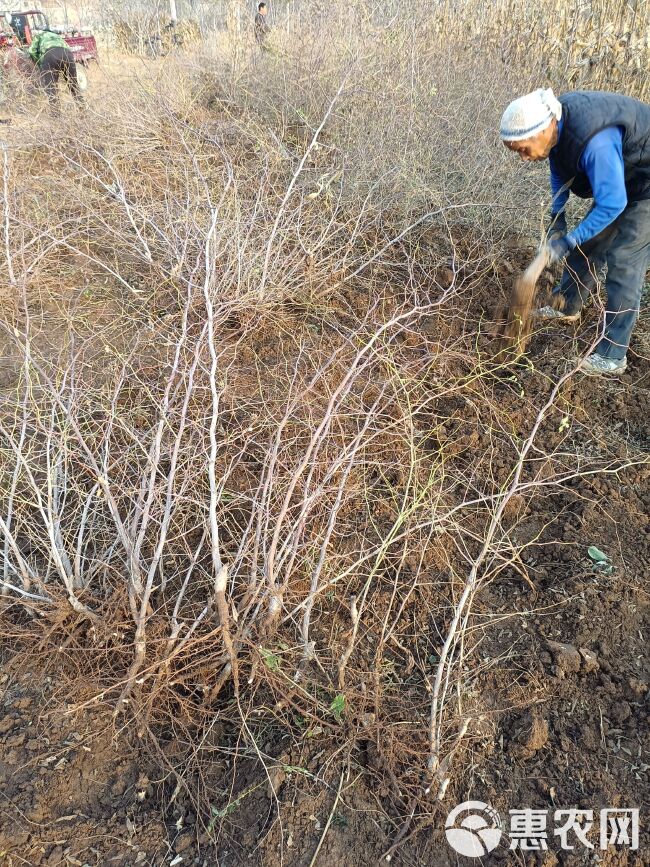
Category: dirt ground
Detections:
[{"x1": 1, "y1": 247, "x2": 648, "y2": 866}]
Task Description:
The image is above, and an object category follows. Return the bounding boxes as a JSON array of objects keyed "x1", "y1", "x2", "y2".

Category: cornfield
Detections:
[{"x1": 428, "y1": 0, "x2": 650, "y2": 100}]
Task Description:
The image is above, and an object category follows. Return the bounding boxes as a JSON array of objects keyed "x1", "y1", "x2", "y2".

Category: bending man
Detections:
[
  {"x1": 29, "y1": 29, "x2": 83, "y2": 113},
  {"x1": 500, "y1": 88, "x2": 650, "y2": 375}
]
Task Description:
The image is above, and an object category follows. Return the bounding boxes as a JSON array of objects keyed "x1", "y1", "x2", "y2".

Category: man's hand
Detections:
[
  {"x1": 547, "y1": 211, "x2": 568, "y2": 242},
  {"x1": 546, "y1": 235, "x2": 572, "y2": 264}
]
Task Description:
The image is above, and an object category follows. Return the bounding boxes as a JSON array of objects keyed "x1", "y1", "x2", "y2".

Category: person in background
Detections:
[
  {"x1": 254, "y1": 2, "x2": 270, "y2": 48},
  {"x1": 500, "y1": 88, "x2": 650, "y2": 376},
  {"x1": 28, "y1": 29, "x2": 83, "y2": 113}
]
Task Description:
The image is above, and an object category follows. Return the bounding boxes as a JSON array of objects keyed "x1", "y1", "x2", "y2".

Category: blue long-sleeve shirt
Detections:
[{"x1": 550, "y1": 121, "x2": 627, "y2": 247}]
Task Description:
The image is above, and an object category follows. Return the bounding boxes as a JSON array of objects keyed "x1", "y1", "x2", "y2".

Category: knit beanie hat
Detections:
[{"x1": 500, "y1": 88, "x2": 563, "y2": 141}]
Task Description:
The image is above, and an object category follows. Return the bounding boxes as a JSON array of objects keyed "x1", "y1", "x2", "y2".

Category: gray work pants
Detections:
[{"x1": 553, "y1": 198, "x2": 650, "y2": 360}]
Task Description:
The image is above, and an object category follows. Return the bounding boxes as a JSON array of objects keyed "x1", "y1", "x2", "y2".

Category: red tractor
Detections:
[{"x1": 1, "y1": 9, "x2": 98, "y2": 91}]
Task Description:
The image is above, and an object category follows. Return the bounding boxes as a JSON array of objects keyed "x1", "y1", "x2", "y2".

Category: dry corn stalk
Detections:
[{"x1": 498, "y1": 248, "x2": 550, "y2": 354}]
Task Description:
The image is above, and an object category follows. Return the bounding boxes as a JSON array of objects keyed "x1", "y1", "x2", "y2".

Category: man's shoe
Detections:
[
  {"x1": 580, "y1": 353, "x2": 627, "y2": 376},
  {"x1": 535, "y1": 305, "x2": 581, "y2": 323}
]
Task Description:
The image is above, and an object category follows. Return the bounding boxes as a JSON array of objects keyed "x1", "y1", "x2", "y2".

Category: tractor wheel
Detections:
[{"x1": 76, "y1": 64, "x2": 88, "y2": 92}]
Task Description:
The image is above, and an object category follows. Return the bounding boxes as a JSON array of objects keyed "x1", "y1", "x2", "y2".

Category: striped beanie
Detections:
[{"x1": 500, "y1": 88, "x2": 563, "y2": 141}]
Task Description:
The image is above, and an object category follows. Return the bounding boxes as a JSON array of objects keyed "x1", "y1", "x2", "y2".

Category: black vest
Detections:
[{"x1": 552, "y1": 91, "x2": 650, "y2": 201}]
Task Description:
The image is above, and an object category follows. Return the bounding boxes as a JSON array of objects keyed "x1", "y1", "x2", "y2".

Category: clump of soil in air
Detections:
[{"x1": 498, "y1": 248, "x2": 550, "y2": 353}]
